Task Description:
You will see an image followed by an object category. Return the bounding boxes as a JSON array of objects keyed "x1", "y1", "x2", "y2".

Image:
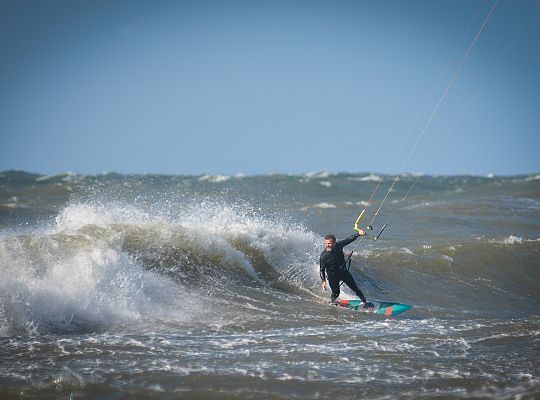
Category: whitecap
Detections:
[
  {"x1": 503, "y1": 235, "x2": 523, "y2": 245},
  {"x1": 312, "y1": 203, "x2": 337, "y2": 209},
  {"x1": 524, "y1": 174, "x2": 540, "y2": 182},
  {"x1": 197, "y1": 175, "x2": 231, "y2": 183},
  {"x1": 488, "y1": 235, "x2": 524, "y2": 245},
  {"x1": 320, "y1": 181, "x2": 332, "y2": 188},
  {"x1": 305, "y1": 171, "x2": 332, "y2": 179},
  {"x1": 35, "y1": 174, "x2": 57, "y2": 182},
  {"x1": 35, "y1": 172, "x2": 78, "y2": 183},
  {"x1": 348, "y1": 174, "x2": 382, "y2": 183}
]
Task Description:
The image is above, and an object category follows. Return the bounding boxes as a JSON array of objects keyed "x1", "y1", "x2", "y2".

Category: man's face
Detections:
[{"x1": 325, "y1": 239, "x2": 336, "y2": 252}]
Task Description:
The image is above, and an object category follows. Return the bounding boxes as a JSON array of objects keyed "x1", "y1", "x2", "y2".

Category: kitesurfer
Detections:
[{"x1": 320, "y1": 231, "x2": 373, "y2": 308}]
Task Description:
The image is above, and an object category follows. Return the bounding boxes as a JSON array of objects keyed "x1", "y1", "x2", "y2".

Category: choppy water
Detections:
[{"x1": 1, "y1": 170, "x2": 539, "y2": 399}]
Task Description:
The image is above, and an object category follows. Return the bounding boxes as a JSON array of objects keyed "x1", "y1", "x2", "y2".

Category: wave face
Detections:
[{"x1": 1, "y1": 170, "x2": 539, "y2": 399}]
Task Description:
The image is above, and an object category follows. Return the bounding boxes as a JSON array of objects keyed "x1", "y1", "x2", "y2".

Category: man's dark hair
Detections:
[{"x1": 325, "y1": 234, "x2": 336, "y2": 242}]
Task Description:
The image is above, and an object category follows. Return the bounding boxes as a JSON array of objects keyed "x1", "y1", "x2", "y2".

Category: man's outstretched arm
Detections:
[{"x1": 336, "y1": 230, "x2": 365, "y2": 248}]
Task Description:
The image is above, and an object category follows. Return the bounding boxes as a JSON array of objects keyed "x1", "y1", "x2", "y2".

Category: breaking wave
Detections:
[{"x1": 0, "y1": 201, "x2": 321, "y2": 336}]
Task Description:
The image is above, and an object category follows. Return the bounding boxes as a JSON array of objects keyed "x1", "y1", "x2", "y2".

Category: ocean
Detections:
[{"x1": 1, "y1": 170, "x2": 539, "y2": 399}]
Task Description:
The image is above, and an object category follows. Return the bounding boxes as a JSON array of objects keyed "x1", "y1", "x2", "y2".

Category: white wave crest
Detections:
[
  {"x1": 312, "y1": 203, "x2": 337, "y2": 209},
  {"x1": 35, "y1": 172, "x2": 78, "y2": 183},
  {"x1": 486, "y1": 235, "x2": 524, "y2": 245},
  {"x1": 502, "y1": 235, "x2": 523, "y2": 245},
  {"x1": 400, "y1": 247, "x2": 414, "y2": 255},
  {"x1": 305, "y1": 171, "x2": 332, "y2": 179},
  {"x1": 55, "y1": 203, "x2": 152, "y2": 233},
  {"x1": 348, "y1": 174, "x2": 382, "y2": 183},
  {"x1": 524, "y1": 174, "x2": 540, "y2": 182},
  {"x1": 484, "y1": 235, "x2": 540, "y2": 245},
  {"x1": 197, "y1": 175, "x2": 231, "y2": 183}
]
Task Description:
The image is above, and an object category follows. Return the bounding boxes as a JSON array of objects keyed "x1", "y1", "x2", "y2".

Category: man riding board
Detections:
[{"x1": 320, "y1": 230, "x2": 373, "y2": 308}]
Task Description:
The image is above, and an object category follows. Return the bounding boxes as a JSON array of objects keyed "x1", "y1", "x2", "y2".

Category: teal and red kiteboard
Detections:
[{"x1": 338, "y1": 299, "x2": 412, "y2": 316}]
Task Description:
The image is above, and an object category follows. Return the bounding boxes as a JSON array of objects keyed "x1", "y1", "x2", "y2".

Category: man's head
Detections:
[{"x1": 324, "y1": 234, "x2": 336, "y2": 252}]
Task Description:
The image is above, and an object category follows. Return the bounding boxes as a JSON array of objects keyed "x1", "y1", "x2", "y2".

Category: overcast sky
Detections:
[{"x1": 1, "y1": 0, "x2": 539, "y2": 176}]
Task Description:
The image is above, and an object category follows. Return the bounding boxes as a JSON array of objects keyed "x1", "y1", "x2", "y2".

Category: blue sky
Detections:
[{"x1": 1, "y1": 0, "x2": 539, "y2": 176}]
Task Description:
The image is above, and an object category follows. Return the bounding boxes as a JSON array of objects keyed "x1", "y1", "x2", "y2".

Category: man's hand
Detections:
[
  {"x1": 357, "y1": 229, "x2": 366, "y2": 236},
  {"x1": 322, "y1": 281, "x2": 327, "y2": 290}
]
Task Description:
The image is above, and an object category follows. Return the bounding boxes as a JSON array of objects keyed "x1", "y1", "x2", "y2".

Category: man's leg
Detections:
[
  {"x1": 341, "y1": 270, "x2": 367, "y2": 303},
  {"x1": 327, "y1": 274, "x2": 341, "y2": 302}
]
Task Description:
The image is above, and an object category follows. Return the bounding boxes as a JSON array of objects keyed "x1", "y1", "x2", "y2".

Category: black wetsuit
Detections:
[{"x1": 320, "y1": 233, "x2": 367, "y2": 303}]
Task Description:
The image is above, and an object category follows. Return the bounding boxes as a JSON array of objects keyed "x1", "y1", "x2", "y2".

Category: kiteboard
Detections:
[{"x1": 336, "y1": 299, "x2": 412, "y2": 316}]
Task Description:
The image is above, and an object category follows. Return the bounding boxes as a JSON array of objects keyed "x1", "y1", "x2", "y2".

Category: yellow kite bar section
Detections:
[{"x1": 353, "y1": 209, "x2": 365, "y2": 233}]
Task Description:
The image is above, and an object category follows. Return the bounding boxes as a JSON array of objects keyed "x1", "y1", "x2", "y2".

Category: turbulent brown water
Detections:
[{"x1": 1, "y1": 170, "x2": 539, "y2": 399}]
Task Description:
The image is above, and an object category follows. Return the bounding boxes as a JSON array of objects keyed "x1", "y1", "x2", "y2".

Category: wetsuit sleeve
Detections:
[
  {"x1": 335, "y1": 232, "x2": 360, "y2": 249},
  {"x1": 319, "y1": 254, "x2": 326, "y2": 282}
]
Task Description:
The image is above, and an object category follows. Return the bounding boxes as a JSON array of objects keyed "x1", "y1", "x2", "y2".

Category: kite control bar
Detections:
[
  {"x1": 337, "y1": 209, "x2": 387, "y2": 289},
  {"x1": 353, "y1": 209, "x2": 387, "y2": 241},
  {"x1": 364, "y1": 223, "x2": 387, "y2": 241}
]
